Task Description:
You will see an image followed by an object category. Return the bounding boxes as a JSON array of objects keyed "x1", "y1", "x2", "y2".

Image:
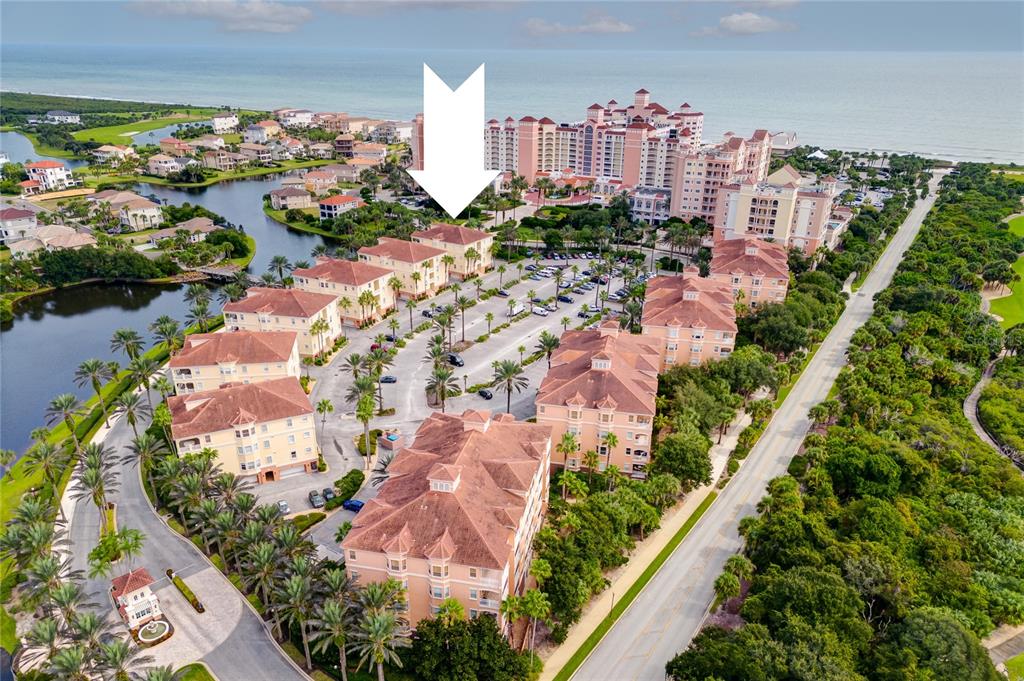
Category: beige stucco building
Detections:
[
  {"x1": 169, "y1": 377, "x2": 316, "y2": 483},
  {"x1": 343, "y1": 410, "x2": 552, "y2": 628},
  {"x1": 292, "y1": 257, "x2": 396, "y2": 327},
  {"x1": 168, "y1": 330, "x2": 300, "y2": 395},
  {"x1": 357, "y1": 237, "x2": 445, "y2": 299},
  {"x1": 536, "y1": 323, "x2": 659, "y2": 479},
  {"x1": 222, "y1": 287, "x2": 341, "y2": 357},
  {"x1": 411, "y1": 223, "x2": 494, "y2": 280},
  {"x1": 641, "y1": 271, "x2": 738, "y2": 370},
  {"x1": 708, "y1": 236, "x2": 790, "y2": 309},
  {"x1": 111, "y1": 568, "x2": 162, "y2": 629}
]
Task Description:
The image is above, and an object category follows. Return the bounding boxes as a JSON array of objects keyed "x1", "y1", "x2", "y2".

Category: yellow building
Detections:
[
  {"x1": 411, "y1": 223, "x2": 494, "y2": 280},
  {"x1": 292, "y1": 257, "x2": 397, "y2": 327},
  {"x1": 536, "y1": 323, "x2": 659, "y2": 479},
  {"x1": 168, "y1": 331, "x2": 300, "y2": 395},
  {"x1": 168, "y1": 377, "x2": 316, "y2": 484},
  {"x1": 357, "y1": 237, "x2": 446, "y2": 299},
  {"x1": 222, "y1": 287, "x2": 341, "y2": 357}
]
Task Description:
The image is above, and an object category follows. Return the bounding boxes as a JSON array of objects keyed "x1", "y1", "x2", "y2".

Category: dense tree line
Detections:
[
  {"x1": 667, "y1": 164, "x2": 1024, "y2": 681},
  {"x1": 37, "y1": 247, "x2": 180, "y2": 287},
  {"x1": 979, "y1": 349, "x2": 1024, "y2": 455}
]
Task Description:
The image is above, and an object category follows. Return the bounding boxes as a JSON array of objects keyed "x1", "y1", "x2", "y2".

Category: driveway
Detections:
[{"x1": 571, "y1": 172, "x2": 946, "y2": 680}]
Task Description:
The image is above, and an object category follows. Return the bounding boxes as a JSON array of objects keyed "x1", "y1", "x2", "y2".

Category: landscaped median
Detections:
[{"x1": 545, "y1": 491, "x2": 718, "y2": 681}]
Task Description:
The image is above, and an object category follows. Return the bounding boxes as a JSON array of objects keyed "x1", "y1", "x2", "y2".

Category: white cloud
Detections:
[
  {"x1": 525, "y1": 12, "x2": 635, "y2": 37},
  {"x1": 738, "y1": 0, "x2": 799, "y2": 9},
  {"x1": 133, "y1": 0, "x2": 313, "y2": 34},
  {"x1": 692, "y1": 11, "x2": 796, "y2": 37}
]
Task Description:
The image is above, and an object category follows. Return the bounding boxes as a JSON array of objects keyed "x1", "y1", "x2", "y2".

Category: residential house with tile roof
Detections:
[
  {"x1": 222, "y1": 287, "x2": 341, "y2": 357},
  {"x1": 268, "y1": 187, "x2": 312, "y2": 210},
  {"x1": 358, "y1": 237, "x2": 445, "y2": 298},
  {"x1": 343, "y1": 410, "x2": 552, "y2": 627},
  {"x1": 292, "y1": 257, "x2": 395, "y2": 326},
  {"x1": 641, "y1": 270, "x2": 737, "y2": 370},
  {"x1": 318, "y1": 194, "x2": 364, "y2": 221},
  {"x1": 536, "y1": 323, "x2": 659, "y2": 478},
  {"x1": 169, "y1": 377, "x2": 316, "y2": 483},
  {"x1": 708, "y1": 236, "x2": 790, "y2": 309},
  {"x1": 169, "y1": 330, "x2": 300, "y2": 394},
  {"x1": 411, "y1": 223, "x2": 494, "y2": 280},
  {"x1": 111, "y1": 568, "x2": 161, "y2": 629}
]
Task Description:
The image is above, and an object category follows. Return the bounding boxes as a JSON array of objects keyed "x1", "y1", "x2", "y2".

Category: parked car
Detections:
[
  {"x1": 545, "y1": 302, "x2": 557, "y2": 312},
  {"x1": 308, "y1": 490, "x2": 325, "y2": 509},
  {"x1": 276, "y1": 500, "x2": 290, "y2": 515},
  {"x1": 322, "y1": 488, "x2": 336, "y2": 502},
  {"x1": 380, "y1": 375, "x2": 397, "y2": 384},
  {"x1": 573, "y1": 288, "x2": 586, "y2": 295},
  {"x1": 577, "y1": 308, "x2": 591, "y2": 318},
  {"x1": 342, "y1": 499, "x2": 364, "y2": 513},
  {"x1": 529, "y1": 274, "x2": 542, "y2": 281},
  {"x1": 422, "y1": 309, "x2": 434, "y2": 318},
  {"x1": 447, "y1": 353, "x2": 464, "y2": 367},
  {"x1": 478, "y1": 389, "x2": 494, "y2": 400},
  {"x1": 384, "y1": 334, "x2": 398, "y2": 342},
  {"x1": 557, "y1": 295, "x2": 574, "y2": 304},
  {"x1": 532, "y1": 306, "x2": 550, "y2": 317},
  {"x1": 531, "y1": 297, "x2": 544, "y2": 304},
  {"x1": 525, "y1": 264, "x2": 537, "y2": 271},
  {"x1": 497, "y1": 289, "x2": 510, "y2": 297}
]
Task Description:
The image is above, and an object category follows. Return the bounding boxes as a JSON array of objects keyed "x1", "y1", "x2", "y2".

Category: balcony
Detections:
[{"x1": 478, "y1": 598, "x2": 500, "y2": 609}]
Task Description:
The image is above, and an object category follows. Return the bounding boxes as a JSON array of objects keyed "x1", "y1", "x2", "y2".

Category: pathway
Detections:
[
  {"x1": 963, "y1": 357, "x2": 1004, "y2": 454},
  {"x1": 570, "y1": 171, "x2": 945, "y2": 681}
]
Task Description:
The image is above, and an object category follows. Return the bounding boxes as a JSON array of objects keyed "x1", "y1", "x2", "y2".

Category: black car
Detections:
[
  {"x1": 422, "y1": 309, "x2": 434, "y2": 318},
  {"x1": 380, "y1": 375, "x2": 397, "y2": 384},
  {"x1": 322, "y1": 488, "x2": 336, "y2": 502},
  {"x1": 308, "y1": 490, "x2": 325, "y2": 509},
  {"x1": 531, "y1": 297, "x2": 544, "y2": 304},
  {"x1": 557, "y1": 295, "x2": 574, "y2": 304},
  {"x1": 577, "y1": 308, "x2": 591, "y2": 318},
  {"x1": 497, "y1": 289, "x2": 511, "y2": 297},
  {"x1": 447, "y1": 353, "x2": 465, "y2": 367},
  {"x1": 384, "y1": 334, "x2": 398, "y2": 342},
  {"x1": 478, "y1": 389, "x2": 494, "y2": 400},
  {"x1": 524, "y1": 264, "x2": 538, "y2": 271}
]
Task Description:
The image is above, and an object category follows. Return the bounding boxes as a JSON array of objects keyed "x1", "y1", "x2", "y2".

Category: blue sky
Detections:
[{"x1": 1, "y1": 1, "x2": 1020, "y2": 51}]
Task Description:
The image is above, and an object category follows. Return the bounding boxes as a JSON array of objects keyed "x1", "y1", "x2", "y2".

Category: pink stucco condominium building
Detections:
[
  {"x1": 168, "y1": 377, "x2": 316, "y2": 484},
  {"x1": 169, "y1": 330, "x2": 301, "y2": 395},
  {"x1": 536, "y1": 322, "x2": 659, "y2": 480},
  {"x1": 641, "y1": 270, "x2": 738, "y2": 370},
  {"x1": 291, "y1": 257, "x2": 396, "y2": 327},
  {"x1": 708, "y1": 237, "x2": 790, "y2": 309},
  {"x1": 713, "y1": 164, "x2": 851, "y2": 254},
  {"x1": 358, "y1": 237, "x2": 446, "y2": 298},
  {"x1": 342, "y1": 410, "x2": 553, "y2": 629},
  {"x1": 411, "y1": 222, "x2": 494, "y2": 280},
  {"x1": 222, "y1": 287, "x2": 341, "y2": 357}
]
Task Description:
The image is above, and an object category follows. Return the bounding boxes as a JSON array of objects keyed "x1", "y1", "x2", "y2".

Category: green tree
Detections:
[{"x1": 492, "y1": 359, "x2": 528, "y2": 414}]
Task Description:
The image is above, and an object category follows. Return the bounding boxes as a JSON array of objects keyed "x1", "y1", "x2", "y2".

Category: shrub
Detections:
[
  {"x1": 334, "y1": 469, "x2": 366, "y2": 501},
  {"x1": 290, "y1": 512, "x2": 326, "y2": 534},
  {"x1": 167, "y1": 569, "x2": 204, "y2": 613}
]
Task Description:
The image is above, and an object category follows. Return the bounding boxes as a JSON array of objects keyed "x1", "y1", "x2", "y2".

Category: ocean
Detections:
[{"x1": 1, "y1": 44, "x2": 1022, "y2": 163}]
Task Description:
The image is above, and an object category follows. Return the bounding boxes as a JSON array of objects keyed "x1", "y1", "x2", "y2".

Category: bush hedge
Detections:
[
  {"x1": 167, "y1": 569, "x2": 204, "y2": 613},
  {"x1": 290, "y1": 512, "x2": 326, "y2": 534},
  {"x1": 333, "y1": 469, "x2": 366, "y2": 502}
]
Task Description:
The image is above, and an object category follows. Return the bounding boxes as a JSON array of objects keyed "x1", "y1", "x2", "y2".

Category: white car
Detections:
[{"x1": 532, "y1": 306, "x2": 550, "y2": 317}]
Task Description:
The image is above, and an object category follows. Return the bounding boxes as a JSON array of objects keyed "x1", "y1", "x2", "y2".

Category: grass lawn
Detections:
[
  {"x1": 226, "y1": 234, "x2": 257, "y2": 268},
  {"x1": 1007, "y1": 652, "x2": 1024, "y2": 681},
  {"x1": 72, "y1": 115, "x2": 209, "y2": 145},
  {"x1": 1, "y1": 599, "x2": 16, "y2": 653},
  {"x1": 83, "y1": 159, "x2": 334, "y2": 189},
  {"x1": 989, "y1": 217, "x2": 1024, "y2": 329},
  {"x1": 177, "y1": 663, "x2": 217, "y2": 681},
  {"x1": 264, "y1": 206, "x2": 340, "y2": 239},
  {"x1": 551, "y1": 491, "x2": 718, "y2": 681},
  {"x1": 20, "y1": 131, "x2": 78, "y2": 159}
]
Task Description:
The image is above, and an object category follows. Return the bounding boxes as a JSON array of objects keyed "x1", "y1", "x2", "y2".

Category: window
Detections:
[
  {"x1": 263, "y1": 440, "x2": 270, "y2": 448},
  {"x1": 261, "y1": 424, "x2": 268, "y2": 433},
  {"x1": 287, "y1": 435, "x2": 296, "y2": 444},
  {"x1": 599, "y1": 413, "x2": 612, "y2": 423},
  {"x1": 291, "y1": 451, "x2": 297, "y2": 459},
  {"x1": 204, "y1": 435, "x2": 212, "y2": 443},
  {"x1": 469, "y1": 589, "x2": 478, "y2": 600},
  {"x1": 348, "y1": 550, "x2": 356, "y2": 560},
  {"x1": 469, "y1": 568, "x2": 477, "y2": 578},
  {"x1": 430, "y1": 564, "x2": 449, "y2": 577},
  {"x1": 286, "y1": 418, "x2": 294, "y2": 427},
  {"x1": 430, "y1": 586, "x2": 443, "y2": 599},
  {"x1": 265, "y1": 456, "x2": 272, "y2": 464}
]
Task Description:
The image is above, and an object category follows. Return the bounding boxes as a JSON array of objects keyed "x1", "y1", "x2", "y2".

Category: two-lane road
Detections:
[{"x1": 572, "y1": 173, "x2": 944, "y2": 680}]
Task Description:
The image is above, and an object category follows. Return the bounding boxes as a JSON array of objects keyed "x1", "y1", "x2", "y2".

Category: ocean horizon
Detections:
[{"x1": 2, "y1": 44, "x2": 1022, "y2": 163}]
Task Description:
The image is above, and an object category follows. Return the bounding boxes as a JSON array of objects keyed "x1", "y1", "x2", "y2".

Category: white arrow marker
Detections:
[{"x1": 408, "y1": 63, "x2": 500, "y2": 218}]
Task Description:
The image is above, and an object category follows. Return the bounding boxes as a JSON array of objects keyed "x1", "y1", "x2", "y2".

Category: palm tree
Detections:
[
  {"x1": 243, "y1": 541, "x2": 284, "y2": 633},
  {"x1": 492, "y1": 360, "x2": 528, "y2": 414},
  {"x1": 352, "y1": 611, "x2": 410, "y2": 681},
  {"x1": 269, "y1": 254, "x2": 292, "y2": 283},
  {"x1": 311, "y1": 599, "x2": 357, "y2": 681},
  {"x1": 124, "y1": 432, "x2": 167, "y2": 497},
  {"x1": 387, "y1": 276, "x2": 403, "y2": 305},
  {"x1": 141, "y1": 666, "x2": 184, "y2": 681},
  {"x1": 46, "y1": 393, "x2": 84, "y2": 453},
  {"x1": 25, "y1": 442, "x2": 69, "y2": 500},
  {"x1": 536, "y1": 330, "x2": 560, "y2": 368},
  {"x1": 521, "y1": 588, "x2": 550, "y2": 653},
  {"x1": 601, "y1": 432, "x2": 619, "y2": 471},
  {"x1": 356, "y1": 394, "x2": 375, "y2": 470},
  {"x1": 316, "y1": 399, "x2": 334, "y2": 441},
  {"x1": 455, "y1": 295, "x2": 472, "y2": 342},
  {"x1": 74, "y1": 359, "x2": 114, "y2": 427},
  {"x1": 410, "y1": 271, "x2": 422, "y2": 296},
  {"x1": 713, "y1": 571, "x2": 741, "y2": 603},
  {"x1": 500, "y1": 594, "x2": 524, "y2": 646},
  {"x1": 426, "y1": 367, "x2": 457, "y2": 413},
  {"x1": 440, "y1": 254, "x2": 455, "y2": 284},
  {"x1": 274, "y1": 575, "x2": 316, "y2": 670},
  {"x1": 152, "y1": 319, "x2": 184, "y2": 356},
  {"x1": 219, "y1": 282, "x2": 246, "y2": 304},
  {"x1": 73, "y1": 448, "x2": 119, "y2": 534},
  {"x1": 338, "y1": 297, "x2": 353, "y2": 331},
  {"x1": 485, "y1": 311, "x2": 495, "y2": 333},
  {"x1": 404, "y1": 299, "x2": 416, "y2": 334},
  {"x1": 310, "y1": 317, "x2": 330, "y2": 358},
  {"x1": 364, "y1": 348, "x2": 394, "y2": 409},
  {"x1": 556, "y1": 431, "x2": 578, "y2": 476},
  {"x1": 582, "y1": 449, "x2": 599, "y2": 487},
  {"x1": 128, "y1": 357, "x2": 159, "y2": 409},
  {"x1": 110, "y1": 328, "x2": 143, "y2": 362},
  {"x1": 187, "y1": 298, "x2": 213, "y2": 333},
  {"x1": 497, "y1": 264, "x2": 507, "y2": 288},
  {"x1": 113, "y1": 391, "x2": 150, "y2": 439}
]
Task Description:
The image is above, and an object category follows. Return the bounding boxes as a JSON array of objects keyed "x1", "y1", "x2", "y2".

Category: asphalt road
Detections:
[{"x1": 571, "y1": 173, "x2": 944, "y2": 681}]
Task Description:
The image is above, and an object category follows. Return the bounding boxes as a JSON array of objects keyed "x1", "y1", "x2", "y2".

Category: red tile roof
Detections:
[
  {"x1": 111, "y1": 568, "x2": 155, "y2": 599},
  {"x1": 292, "y1": 257, "x2": 392, "y2": 286},
  {"x1": 169, "y1": 377, "x2": 312, "y2": 439},
  {"x1": 26, "y1": 161, "x2": 63, "y2": 169},
  {"x1": 318, "y1": 194, "x2": 363, "y2": 207},
  {"x1": 169, "y1": 330, "x2": 298, "y2": 368},
  {"x1": 411, "y1": 222, "x2": 490, "y2": 246},
  {"x1": 223, "y1": 287, "x2": 335, "y2": 318},
  {"x1": 641, "y1": 274, "x2": 737, "y2": 332},
  {"x1": 710, "y1": 237, "x2": 790, "y2": 281},
  {"x1": 343, "y1": 410, "x2": 552, "y2": 569},
  {"x1": 0, "y1": 208, "x2": 35, "y2": 220},
  {"x1": 358, "y1": 237, "x2": 445, "y2": 263}
]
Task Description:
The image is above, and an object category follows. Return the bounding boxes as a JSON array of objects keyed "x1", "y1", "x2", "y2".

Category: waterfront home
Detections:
[
  {"x1": 211, "y1": 111, "x2": 239, "y2": 134},
  {"x1": 357, "y1": 237, "x2": 445, "y2": 298},
  {"x1": 308, "y1": 142, "x2": 334, "y2": 160},
  {"x1": 347, "y1": 157, "x2": 382, "y2": 172},
  {"x1": 269, "y1": 187, "x2": 312, "y2": 211},
  {"x1": 87, "y1": 190, "x2": 148, "y2": 213},
  {"x1": 243, "y1": 124, "x2": 269, "y2": 145},
  {"x1": 44, "y1": 110, "x2": 81, "y2": 125},
  {"x1": 202, "y1": 149, "x2": 246, "y2": 172},
  {"x1": 274, "y1": 108, "x2": 314, "y2": 128},
  {"x1": 303, "y1": 170, "x2": 336, "y2": 196},
  {"x1": 411, "y1": 222, "x2": 493, "y2": 280},
  {"x1": 347, "y1": 117, "x2": 383, "y2": 136},
  {"x1": 267, "y1": 137, "x2": 306, "y2": 161},
  {"x1": 158, "y1": 137, "x2": 193, "y2": 156},
  {"x1": 342, "y1": 410, "x2": 552, "y2": 627},
  {"x1": 368, "y1": 120, "x2": 413, "y2": 143},
  {"x1": 536, "y1": 323, "x2": 659, "y2": 479},
  {"x1": 322, "y1": 163, "x2": 360, "y2": 183},
  {"x1": 18, "y1": 180, "x2": 42, "y2": 197},
  {"x1": 223, "y1": 286, "x2": 341, "y2": 357},
  {"x1": 111, "y1": 568, "x2": 161, "y2": 629},
  {"x1": 0, "y1": 207, "x2": 38, "y2": 244},
  {"x1": 708, "y1": 236, "x2": 790, "y2": 309},
  {"x1": 280, "y1": 176, "x2": 306, "y2": 190},
  {"x1": 147, "y1": 154, "x2": 184, "y2": 177},
  {"x1": 333, "y1": 134, "x2": 355, "y2": 159},
  {"x1": 119, "y1": 198, "x2": 163, "y2": 231},
  {"x1": 314, "y1": 112, "x2": 349, "y2": 133},
  {"x1": 168, "y1": 377, "x2": 317, "y2": 483},
  {"x1": 169, "y1": 330, "x2": 300, "y2": 394},
  {"x1": 292, "y1": 257, "x2": 394, "y2": 326},
  {"x1": 9, "y1": 224, "x2": 97, "y2": 259},
  {"x1": 641, "y1": 269, "x2": 737, "y2": 370},
  {"x1": 191, "y1": 134, "x2": 226, "y2": 150},
  {"x1": 238, "y1": 143, "x2": 273, "y2": 166},
  {"x1": 25, "y1": 161, "x2": 78, "y2": 192},
  {"x1": 148, "y1": 217, "x2": 219, "y2": 246},
  {"x1": 318, "y1": 194, "x2": 364, "y2": 221},
  {"x1": 255, "y1": 120, "x2": 282, "y2": 137},
  {"x1": 352, "y1": 142, "x2": 387, "y2": 164},
  {"x1": 92, "y1": 145, "x2": 137, "y2": 163}
]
